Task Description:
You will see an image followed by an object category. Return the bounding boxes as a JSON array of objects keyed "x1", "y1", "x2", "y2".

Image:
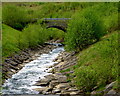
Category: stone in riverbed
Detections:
[
  {"x1": 54, "y1": 62, "x2": 65, "y2": 68},
  {"x1": 44, "y1": 74, "x2": 56, "y2": 81},
  {"x1": 9, "y1": 60, "x2": 18, "y2": 66},
  {"x1": 33, "y1": 87, "x2": 47, "y2": 94},
  {"x1": 68, "y1": 88, "x2": 79, "y2": 91},
  {"x1": 52, "y1": 89, "x2": 61, "y2": 94},
  {"x1": 57, "y1": 75, "x2": 67, "y2": 83},
  {"x1": 70, "y1": 92, "x2": 78, "y2": 95},
  {"x1": 54, "y1": 73, "x2": 67, "y2": 83},
  {"x1": 34, "y1": 78, "x2": 50, "y2": 86},
  {"x1": 34, "y1": 82, "x2": 49, "y2": 86},
  {"x1": 55, "y1": 83, "x2": 70, "y2": 89},
  {"x1": 49, "y1": 80, "x2": 60, "y2": 88}
]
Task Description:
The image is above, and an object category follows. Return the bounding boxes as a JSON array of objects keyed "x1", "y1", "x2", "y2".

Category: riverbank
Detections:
[
  {"x1": 2, "y1": 40, "x2": 59, "y2": 83},
  {"x1": 33, "y1": 51, "x2": 79, "y2": 95},
  {"x1": 33, "y1": 48, "x2": 119, "y2": 95},
  {"x1": 32, "y1": 32, "x2": 119, "y2": 95}
]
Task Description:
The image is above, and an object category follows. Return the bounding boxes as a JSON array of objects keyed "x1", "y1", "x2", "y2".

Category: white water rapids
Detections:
[{"x1": 2, "y1": 47, "x2": 64, "y2": 95}]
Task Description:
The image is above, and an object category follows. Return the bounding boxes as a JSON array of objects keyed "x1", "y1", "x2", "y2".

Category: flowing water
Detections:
[{"x1": 2, "y1": 46, "x2": 64, "y2": 95}]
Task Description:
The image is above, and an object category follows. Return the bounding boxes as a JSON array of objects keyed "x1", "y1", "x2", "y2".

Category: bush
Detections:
[
  {"x1": 47, "y1": 28, "x2": 65, "y2": 40},
  {"x1": 2, "y1": 4, "x2": 30, "y2": 30},
  {"x1": 65, "y1": 9, "x2": 105, "y2": 51},
  {"x1": 74, "y1": 66, "x2": 97, "y2": 92},
  {"x1": 22, "y1": 24, "x2": 48, "y2": 47}
]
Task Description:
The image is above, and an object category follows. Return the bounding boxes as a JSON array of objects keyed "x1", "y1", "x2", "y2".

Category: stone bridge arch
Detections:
[{"x1": 42, "y1": 18, "x2": 71, "y2": 32}]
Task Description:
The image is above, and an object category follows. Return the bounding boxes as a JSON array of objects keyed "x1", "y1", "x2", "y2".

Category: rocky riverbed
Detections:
[
  {"x1": 2, "y1": 40, "x2": 58, "y2": 82},
  {"x1": 33, "y1": 50, "x2": 119, "y2": 95},
  {"x1": 33, "y1": 51, "x2": 80, "y2": 95},
  {"x1": 2, "y1": 40, "x2": 119, "y2": 95}
]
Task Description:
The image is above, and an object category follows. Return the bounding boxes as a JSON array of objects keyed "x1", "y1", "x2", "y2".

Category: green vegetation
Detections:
[
  {"x1": 59, "y1": 2, "x2": 118, "y2": 92},
  {"x1": 65, "y1": 2, "x2": 118, "y2": 51},
  {"x1": 74, "y1": 31, "x2": 118, "y2": 92},
  {"x1": 2, "y1": 24, "x2": 65, "y2": 57},
  {"x1": 65, "y1": 9, "x2": 105, "y2": 51},
  {"x1": 2, "y1": 24, "x2": 21, "y2": 57},
  {"x1": 2, "y1": 4, "x2": 30, "y2": 30},
  {"x1": 2, "y1": 2, "x2": 95, "y2": 57},
  {"x1": 2, "y1": 2, "x2": 119, "y2": 93}
]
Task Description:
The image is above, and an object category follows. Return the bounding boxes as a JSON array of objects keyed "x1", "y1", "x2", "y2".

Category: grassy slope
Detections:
[
  {"x1": 2, "y1": 24, "x2": 21, "y2": 57},
  {"x1": 65, "y1": 31, "x2": 119, "y2": 92}
]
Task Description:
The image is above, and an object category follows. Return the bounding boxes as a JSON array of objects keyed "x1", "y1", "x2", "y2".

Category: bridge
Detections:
[{"x1": 41, "y1": 18, "x2": 71, "y2": 32}]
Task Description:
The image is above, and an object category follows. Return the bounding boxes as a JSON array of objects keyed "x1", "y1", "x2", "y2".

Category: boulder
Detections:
[
  {"x1": 34, "y1": 78, "x2": 50, "y2": 86},
  {"x1": 70, "y1": 92, "x2": 78, "y2": 95},
  {"x1": 57, "y1": 75, "x2": 67, "y2": 83},
  {"x1": 52, "y1": 89, "x2": 61, "y2": 94},
  {"x1": 33, "y1": 87, "x2": 47, "y2": 94},
  {"x1": 49, "y1": 80, "x2": 60, "y2": 88},
  {"x1": 91, "y1": 91, "x2": 103, "y2": 95},
  {"x1": 55, "y1": 83, "x2": 70, "y2": 89},
  {"x1": 68, "y1": 88, "x2": 78, "y2": 91},
  {"x1": 53, "y1": 73, "x2": 67, "y2": 83},
  {"x1": 44, "y1": 74, "x2": 56, "y2": 81}
]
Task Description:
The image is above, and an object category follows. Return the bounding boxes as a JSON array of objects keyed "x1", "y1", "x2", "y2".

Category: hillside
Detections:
[{"x1": 61, "y1": 31, "x2": 119, "y2": 93}]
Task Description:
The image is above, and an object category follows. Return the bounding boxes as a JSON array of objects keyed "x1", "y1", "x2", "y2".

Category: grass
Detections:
[
  {"x1": 2, "y1": 23, "x2": 65, "y2": 58},
  {"x1": 71, "y1": 31, "x2": 119, "y2": 92},
  {"x1": 2, "y1": 24, "x2": 21, "y2": 57}
]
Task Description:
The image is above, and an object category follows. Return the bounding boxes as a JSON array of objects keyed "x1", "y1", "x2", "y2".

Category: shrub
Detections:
[
  {"x1": 47, "y1": 28, "x2": 65, "y2": 40},
  {"x1": 65, "y1": 9, "x2": 105, "y2": 51},
  {"x1": 74, "y1": 66, "x2": 97, "y2": 92},
  {"x1": 22, "y1": 24, "x2": 48, "y2": 47}
]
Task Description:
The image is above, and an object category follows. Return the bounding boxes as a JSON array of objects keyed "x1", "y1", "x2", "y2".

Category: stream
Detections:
[{"x1": 2, "y1": 46, "x2": 64, "y2": 95}]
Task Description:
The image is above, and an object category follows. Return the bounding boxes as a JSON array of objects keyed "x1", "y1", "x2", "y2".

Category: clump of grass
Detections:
[{"x1": 22, "y1": 24, "x2": 48, "y2": 47}]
